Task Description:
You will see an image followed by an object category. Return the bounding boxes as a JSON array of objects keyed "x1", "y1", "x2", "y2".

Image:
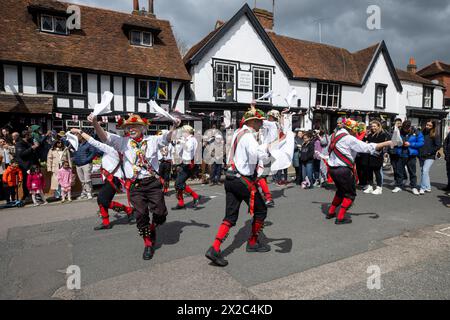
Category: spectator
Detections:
[
  {"x1": 293, "y1": 129, "x2": 304, "y2": 185},
  {"x1": 57, "y1": 160, "x2": 73, "y2": 203},
  {"x1": 27, "y1": 164, "x2": 48, "y2": 206},
  {"x1": 1, "y1": 127, "x2": 13, "y2": 145},
  {"x1": 419, "y1": 120, "x2": 441, "y2": 195},
  {"x1": 300, "y1": 131, "x2": 315, "y2": 189},
  {"x1": 14, "y1": 130, "x2": 40, "y2": 200},
  {"x1": 444, "y1": 130, "x2": 450, "y2": 192},
  {"x1": 313, "y1": 130, "x2": 328, "y2": 187},
  {"x1": 38, "y1": 130, "x2": 56, "y2": 162},
  {"x1": 389, "y1": 118, "x2": 403, "y2": 186},
  {"x1": 47, "y1": 140, "x2": 71, "y2": 199},
  {"x1": 392, "y1": 120, "x2": 424, "y2": 195},
  {"x1": 364, "y1": 121, "x2": 389, "y2": 195},
  {"x1": 71, "y1": 133, "x2": 97, "y2": 200},
  {"x1": 210, "y1": 134, "x2": 224, "y2": 185},
  {"x1": 2, "y1": 159, "x2": 22, "y2": 202}
]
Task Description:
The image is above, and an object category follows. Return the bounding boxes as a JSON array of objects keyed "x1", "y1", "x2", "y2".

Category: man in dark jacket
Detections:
[
  {"x1": 14, "y1": 130, "x2": 40, "y2": 200},
  {"x1": 71, "y1": 134, "x2": 98, "y2": 200},
  {"x1": 444, "y1": 131, "x2": 450, "y2": 192}
]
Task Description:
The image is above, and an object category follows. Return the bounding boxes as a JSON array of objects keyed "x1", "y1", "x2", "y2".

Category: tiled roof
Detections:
[
  {"x1": 0, "y1": 0, "x2": 190, "y2": 81},
  {"x1": 0, "y1": 93, "x2": 53, "y2": 114},
  {"x1": 417, "y1": 61, "x2": 450, "y2": 77},
  {"x1": 396, "y1": 69, "x2": 437, "y2": 86}
]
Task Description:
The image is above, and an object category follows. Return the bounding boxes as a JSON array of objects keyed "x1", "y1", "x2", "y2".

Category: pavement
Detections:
[{"x1": 0, "y1": 160, "x2": 449, "y2": 300}]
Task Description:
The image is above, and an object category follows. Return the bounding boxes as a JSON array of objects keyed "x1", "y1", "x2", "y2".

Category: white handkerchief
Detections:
[
  {"x1": 66, "y1": 132, "x2": 79, "y2": 151},
  {"x1": 93, "y1": 91, "x2": 114, "y2": 116},
  {"x1": 148, "y1": 100, "x2": 176, "y2": 121}
]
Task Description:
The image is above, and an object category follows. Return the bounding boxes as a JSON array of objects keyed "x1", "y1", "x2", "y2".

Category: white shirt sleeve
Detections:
[
  {"x1": 106, "y1": 132, "x2": 127, "y2": 152},
  {"x1": 348, "y1": 135, "x2": 377, "y2": 154},
  {"x1": 87, "y1": 137, "x2": 117, "y2": 156}
]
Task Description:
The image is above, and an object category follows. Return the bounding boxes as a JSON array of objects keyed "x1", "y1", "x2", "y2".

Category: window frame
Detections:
[
  {"x1": 40, "y1": 14, "x2": 68, "y2": 35},
  {"x1": 316, "y1": 82, "x2": 341, "y2": 108},
  {"x1": 130, "y1": 30, "x2": 153, "y2": 47},
  {"x1": 374, "y1": 83, "x2": 387, "y2": 109},
  {"x1": 423, "y1": 86, "x2": 434, "y2": 109},
  {"x1": 138, "y1": 79, "x2": 168, "y2": 100},
  {"x1": 252, "y1": 67, "x2": 272, "y2": 102},
  {"x1": 41, "y1": 70, "x2": 83, "y2": 95},
  {"x1": 214, "y1": 62, "x2": 236, "y2": 101}
]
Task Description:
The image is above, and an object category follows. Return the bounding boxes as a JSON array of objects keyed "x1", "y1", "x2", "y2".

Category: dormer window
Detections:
[
  {"x1": 40, "y1": 14, "x2": 68, "y2": 35},
  {"x1": 130, "y1": 30, "x2": 153, "y2": 47}
]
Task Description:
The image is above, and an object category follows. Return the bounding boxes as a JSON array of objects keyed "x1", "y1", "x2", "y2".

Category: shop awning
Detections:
[
  {"x1": 406, "y1": 106, "x2": 448, "y2": 119},
  {"x1": 0, "y1": 93, "x2": 53, "y2": 114}
]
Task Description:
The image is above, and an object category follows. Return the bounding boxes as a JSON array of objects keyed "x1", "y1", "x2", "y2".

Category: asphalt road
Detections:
[{"x1": 0, "y1": 160, "x2": 449, "y2": 300}]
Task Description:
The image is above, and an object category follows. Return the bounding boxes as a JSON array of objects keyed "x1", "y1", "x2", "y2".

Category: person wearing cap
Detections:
[
  {"x1": 326, "y1": 118, "x2": 394, "y2": 225},
  {"x1": 70, "y1": 128, "x2": 135, "y2": 230},
  {"x1": 205, "y1": 104, "x2": 274, "y2": 267},
  {"x1": 89, "y1": 113, "x2": 180, "y2": 261},
  {"x1": 172, "y1": 125, "x2": 201, "y2": 210}
]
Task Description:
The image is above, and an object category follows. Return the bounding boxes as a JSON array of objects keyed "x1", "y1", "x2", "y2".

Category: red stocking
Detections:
[
  {"x1": 185, "y1": 185, "x2": 199, "y2": 200},
  {"x1": 258, "y1": 178, "x2": 272, "y2": 201},
  {"x1": 337, "y1": 198, "x2": 353, "y2": 220},
  {"x1": 99, "y1": 205, "x2": 110, "y2": 226},
  {"x1": 212, "y1": 221, "x2": 233, "y2": 251},
  {"x1": 329, "y1": 195, "x2": 343, "y2": 215},
  {"x1": 249, "y1": 219, "x2": 265, "y2": 246},
  {"x1": 177, "y1": 190, "x2": 185, "y2": 207}
]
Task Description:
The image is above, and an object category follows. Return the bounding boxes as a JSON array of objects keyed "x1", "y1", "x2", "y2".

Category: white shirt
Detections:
[
  {"x1": 228, "y1": 125, "x2": 269, "y2": 177},
  {"x1": 87, "y1": 137, "x2": 124, "y2": 180},
  {"x1": 158, "y1": 143, "x2": 173, "y2": 161},
  {"x1": 328, "y1": 129, "x2": 377, "y2": 167},
  {"x1": 106, "y1": 132, "x2": 169, "y2": 179},
  {"x1": 181, "y1": 135, "x2": 198, "y2": 163}
]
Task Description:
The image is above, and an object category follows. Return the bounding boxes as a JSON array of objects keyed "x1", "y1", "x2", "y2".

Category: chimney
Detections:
[
  {"x1": 253, "y1": 8, "x2": 274, "y2": 31},
  {"x1": 132, "y1": 0, "x2": 139, "y2": 14},
  {"x1": 148, "y1": 0, "x2": 154, "y2": 14},
  {"x1": 407, "y1": 57, "x2": 417, "y2": 74}
]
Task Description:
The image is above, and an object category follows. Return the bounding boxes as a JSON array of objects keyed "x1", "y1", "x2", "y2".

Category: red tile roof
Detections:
[
  {"x1": 417, "y1": 61, "x2": 450, "y2": 77},
  {"x1": 0, "y1": 93, "x2": 53, "y2": 114},
  {"x1": 396, "y1": 69, "x2": 439, "y2": 86},
  {"x1": 0, "y1": 0, "x2": 190, "y2": 81}
]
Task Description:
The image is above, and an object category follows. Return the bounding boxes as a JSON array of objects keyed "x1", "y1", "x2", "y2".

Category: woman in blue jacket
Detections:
[
  {"x1": 419, "y1": 120, "x2": 441, "y2": 194},
  {"x1": 392, "y1": 120, "x2": 424, "y2": 195}
]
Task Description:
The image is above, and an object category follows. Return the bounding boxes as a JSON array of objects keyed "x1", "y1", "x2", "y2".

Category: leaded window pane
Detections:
[
  {"x1": 71, "y1": 74, "x2": 82, "y2": 94},
  {"x1": 43, "y1": 71, "x2": 55, "y2": 91},
  {"x1": 57, "y1": 72, "x2": 69, "y2": 93}
]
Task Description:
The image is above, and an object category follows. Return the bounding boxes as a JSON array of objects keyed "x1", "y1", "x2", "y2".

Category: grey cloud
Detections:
[{"x1": 75, "y1": 0, "x2": 450, "y2": 70}]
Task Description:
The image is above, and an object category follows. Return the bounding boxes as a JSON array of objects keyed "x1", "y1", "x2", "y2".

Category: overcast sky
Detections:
[{"x1": 74, "y1": 0, "x2": 450, "y2": 70}]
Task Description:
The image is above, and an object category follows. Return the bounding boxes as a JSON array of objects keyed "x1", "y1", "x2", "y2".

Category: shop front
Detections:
[{"x1": 406, "y1": 106, "x2": 448, "y2": 140}]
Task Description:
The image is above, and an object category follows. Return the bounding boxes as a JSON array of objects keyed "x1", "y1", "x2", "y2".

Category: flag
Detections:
[
  {"x1": 102, "y1": 116, "x2": 109, "y2": 123},
  {"x1": 115, "y1": 115, "x2": 121, "y2": 122},
  {"x1": 158, "y1": 87, "x2": 167, "y2": 99},
  {"x1": 72, "y1": 115, "x2": 78, "y2": 121},
  {"x1": 55, "y1": 113, "x2": 62, "y2": 119}
]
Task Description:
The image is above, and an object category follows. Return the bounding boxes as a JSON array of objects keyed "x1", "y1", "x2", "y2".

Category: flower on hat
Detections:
[
  {"x1": 143, "y1": 118, "x2": 149, "y2": 125},
  {"x1": 118, "y1": 118, "x2": 124, "y2": 126},
  {"x1": 130, "y1": 117, "x2": 138, "y2": 123}
]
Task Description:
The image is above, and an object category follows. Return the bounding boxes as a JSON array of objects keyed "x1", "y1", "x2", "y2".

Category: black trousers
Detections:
[
  {"x1": 329, "y1": 167, "x2": 357, "y2": 201},
  {"x1": 224, "y1": 177, "x2": 267, "y2": 226},
  {"x1": 130, "y1": 177, "x2": 168, "y2": 230},
  {"x1": 21, "y1": 169, "x2": 29, "y2": 200},
  {"x1": 367, "y1": 166, "x2": 383, "y2": 187},
  {"x1": 97, "y1": 177, "x2": 120, "y2": 209},
  {"x1": 159, "y1": 161, "x2": 172, "y2": 184},
  {"x1": 294, "y1": 166, "x2": 302, "y2": 185},
  {"x1": 390, "y1": 154, "x2": 400, "y2": 183},
  {"x1": 395, "y1": 157, "x2": 418, "y2": 189},
  {"x1": 175, "y1": 164, "x2": 197, "y2": 190}
]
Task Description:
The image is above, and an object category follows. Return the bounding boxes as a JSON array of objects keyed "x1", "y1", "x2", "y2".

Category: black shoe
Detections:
[
  {"x1": 192, "y1": 196, "x2": 201, "y2": 209},
  {"x1": 335, "y1": 218, "x2": 352, "y2": 225},
  {"x1": 94, "y1": 224, "x2": 112, "y2": 231},
  {"x1": 265, "y1": 200, "x2": 275, "y2": 208},
  {"x1": 172, "y1": 204, "x2": 186, "y2": 210},
  {"x1": 205, "y1": 246, "x2": 228, "y2": 267},
  {"x1": 326, "y1": 213, "x2": 336, "y2": 220},
  {"x1": 143, "y1": 246, "x2": 155, "y2": 260},
  {"x1": 246, "y1": 241, "x2": 271, "y2": 253}
]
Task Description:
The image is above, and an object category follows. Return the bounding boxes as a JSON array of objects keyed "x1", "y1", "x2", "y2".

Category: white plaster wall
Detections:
[
  {"x1": 100, "y1": 75, "x2": 110, "y2": 100},
  {"x1": 126, "y1": 77, "x2": 135, "y2": 112},
  {"x1": 87, "y1": 73, "x2": 98, "y2": 108},
  {"x1": 113, "y1": 76, "x2": 124, "y2": 111},
  {"x1": 22, "y1": 66, "x2": 37, "y2": 94}
]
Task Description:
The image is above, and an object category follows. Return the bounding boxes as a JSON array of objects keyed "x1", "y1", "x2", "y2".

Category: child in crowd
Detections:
[
  {"x1": 27, "y1": 165, "x2": 48, "y2": 206},
  {"x1": 300, "y1": 132, "x2": 315, "y2": 189},
  {"x1": 57, "y1": 160, "x2": 73, "y2": 203},
  {"x1": 2, "y1": 160, "x2": 22, "y2": 202}
]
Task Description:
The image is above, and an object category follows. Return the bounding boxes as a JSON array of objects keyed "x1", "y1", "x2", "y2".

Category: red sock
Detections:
[
  {"x1": 177, "y1": 190, "x2": 185, "y2": 206},
  {"x1": 143, "y1": 236, "x2": 152, "y2": 247},
  {"x1": 249, "y1": 219, "x2": 265, "y2": 246},
  {"x1": 337, "y1": 198, "x2": 353, "y2": 220},
  {"x1": 212, "y1": 221, "x2": 233, "y2": 251},
  {"x1": 163, "y1": 187, "x2": 168, "y2": 194},
  {"x1": 99, "y1": 206, "x2": 110, "y2": 226},
  {"x1": 329, "y1": 195, "x2": 343, "y2": 215},
  {"x1": 258, "y1": 179, "x2": 272, "y2": 201},
  {"x1": 185, "y1": 185, "x2": 199, "y2": 200}
]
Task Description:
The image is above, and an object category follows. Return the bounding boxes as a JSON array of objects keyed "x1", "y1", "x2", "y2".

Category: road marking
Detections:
[{"x1": 435, "y1": 227, "x2": 450, "y2": 237}]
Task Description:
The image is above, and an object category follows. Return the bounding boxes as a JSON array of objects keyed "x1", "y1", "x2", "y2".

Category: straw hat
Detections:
[{"x1": 117, "y1": 114, "x2": 150, "y2": 128}]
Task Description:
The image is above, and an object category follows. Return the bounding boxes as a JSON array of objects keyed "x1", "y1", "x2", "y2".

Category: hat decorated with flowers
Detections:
[
  {"x1": 267, "y1": 110, "x2": 280, "y2": 120},
  {"x1": 242, "y1": 105, "x2": 266, "y2": 123},
  {"x1": 342, "y1": 118, "x2": 360, "y2": 132},
  {"x1": 117, "y1": 114, "x2": 150, "y2": 128}
]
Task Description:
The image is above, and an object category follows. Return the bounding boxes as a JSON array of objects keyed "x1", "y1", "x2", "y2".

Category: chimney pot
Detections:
[
  {"x1": 133, "y1": 0, "x2": 139, "y2": 14},
  {"x1": 407, "y1": 57, "x2": 417, "y2": 74}
]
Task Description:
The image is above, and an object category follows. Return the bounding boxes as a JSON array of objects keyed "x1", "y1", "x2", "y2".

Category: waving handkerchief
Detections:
[
  {"x1": 93, "y1": 91, "x2": 114, "y2": 116},
  {"x1": 65, "y1": 132, "x2": 79, "y2": 151},
  {"x1": 148, "y1": 100, "x2": 177, "y2": 122}
]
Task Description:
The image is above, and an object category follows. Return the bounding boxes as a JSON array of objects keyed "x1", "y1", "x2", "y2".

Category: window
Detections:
[
  {"x1": 316, "y1": 83, "x2": 340, "y2": 108},
  {"x1": 42, "y1": 70, "x2": 83, "y2": 94},
  {"x1": 40, "y1": 14, "x2": 68, "y2": 35},
  {"x1": 130, "y1": 30, "x2": 153, "y2": 47},
  {"x1": 138, "y1": 80, "x2": 168, "y2": 100},
  {"x1": 375, "y1": 84, "x2": 387, "y2": 109},
  {"x1": 423, "y1": 86, "x2": 433, "y2": 109},
  {"x1": 253, "y1": 68, "x2": 271, "y2": 101},
  {"x1": 214, "y1": 63, "x2": 235, "y2": 100}
]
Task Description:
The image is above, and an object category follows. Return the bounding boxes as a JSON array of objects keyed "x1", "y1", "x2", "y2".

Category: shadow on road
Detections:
[
  {"x1": 155, "y1": 220, "x2": 210, "y2": 250},
  {"x1": 221, "y1": 220, "x2": 293, "y2": 258},
  {"x1": 437, "y1": 195, "x2": 450, "y2": 208}
]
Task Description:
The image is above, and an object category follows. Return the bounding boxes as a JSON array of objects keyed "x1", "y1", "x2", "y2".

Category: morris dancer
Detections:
[
  {"x1": 326, "y1": 118, "x2": 393, "y2": 225},
  {"x1": 89, "y1": 113, "x2": 180, "y2": 260},
  {"x1": 205, "y1": 105, "x2": 275, "y2": 267},
  {"x1": 172, "y1": 125, "x2": 201, "y2": 210},
  {"x1": 70, "y1": 128, "x2": 135, "y2": 231}
]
